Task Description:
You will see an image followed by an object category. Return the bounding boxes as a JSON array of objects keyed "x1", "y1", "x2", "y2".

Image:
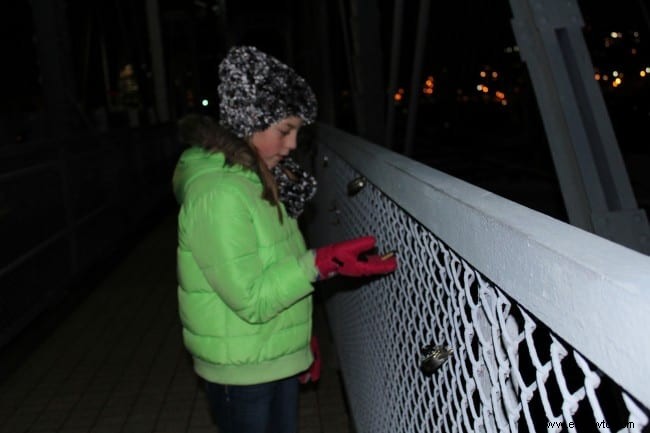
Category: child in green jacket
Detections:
[{"x1": 173, "y1": 45, "x2": 397, "y2": 433}]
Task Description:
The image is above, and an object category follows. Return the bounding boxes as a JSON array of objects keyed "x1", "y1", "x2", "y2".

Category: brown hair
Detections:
[{"x1": 177, "y1": 114, "x2": 283, "y2": 223}]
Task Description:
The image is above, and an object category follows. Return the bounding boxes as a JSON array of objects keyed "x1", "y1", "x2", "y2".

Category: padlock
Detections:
[{"x1": 419, "y1": 343, "x2": 453, "y2": 376}]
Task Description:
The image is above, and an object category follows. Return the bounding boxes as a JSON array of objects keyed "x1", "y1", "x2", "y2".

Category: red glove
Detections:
[
  {"x1": 299, "y1": 336, "x2": 321, "y2": 384},
  {"x1": 314, "y1": 236, "x2": 398, "y2": 279}
]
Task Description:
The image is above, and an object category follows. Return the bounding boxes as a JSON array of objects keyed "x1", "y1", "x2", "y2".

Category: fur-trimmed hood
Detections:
[
  {"x1": 177, "y1": 114, "x2": 258, "y2": 172},
  {"x1": 172, "y1": 146, "x2": 261, "y2": 206}
]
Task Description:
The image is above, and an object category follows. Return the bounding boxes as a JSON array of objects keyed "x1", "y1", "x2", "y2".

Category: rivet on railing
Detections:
[
  {"x1": 347, "y1": 176, "x2": 367, "y2": 196},
  {"x1": 329, "y1": 201, "x2": 341, "y2": 225},
  {"x1": 322, "y1": 155, "x2": 329, "y2": 167},
  {"x1": 419, "y1": 343, "x2": 453, "y2": 376}
]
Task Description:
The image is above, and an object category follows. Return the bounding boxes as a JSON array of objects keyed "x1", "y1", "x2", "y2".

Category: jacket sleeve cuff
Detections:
[{"x1": 299, "y1": 250, "x2": 320, "y2": 282}]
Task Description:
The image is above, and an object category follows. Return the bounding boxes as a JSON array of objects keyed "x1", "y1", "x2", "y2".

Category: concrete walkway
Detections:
[{"x1": 0, "y1": 211, "x2": 351, "y2": 433}]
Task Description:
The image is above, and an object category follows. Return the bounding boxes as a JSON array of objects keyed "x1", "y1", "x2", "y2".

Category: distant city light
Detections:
[
  {"x1": 480, "y1": 71, "x2": 487, "y2": 78},
  {"x1": 201, "y1": 99, "x2": 209, "y2": 107},
  {"x1": 640, "y1": 70, "x2": 646, "y2": 78},
  {"x1": 494, "y1": 90, "x2": 506, "y2": 106},
  {"x1": 393, "y1": 87, "x2": 405, "y2": 102},
  {"x1": 491, "y1": 71, "x2": 498, "y2": 79},
  {"x1": 612, "y1": 70, "x2": 619, "y2": 77},
  {"x1": 422, "y1": 75, "x2": 434, "y2": 95},
  {"x1": 612, "y1": 77, "x2": 623, "y2": 87},
  {"x1": 594, "y1": 73, "x2": 601, "y2": 81},
  {"x1": 610, "y1": 31, "x2": 622, "y2": 38}
]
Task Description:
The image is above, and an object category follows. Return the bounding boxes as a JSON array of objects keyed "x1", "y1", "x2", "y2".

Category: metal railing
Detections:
[
  {"x1": 0, "y1": 125, "x2": 182, "y2": 349},
  {"x1": 306, "y1": 124, "x2": 650, "y2": 433}
]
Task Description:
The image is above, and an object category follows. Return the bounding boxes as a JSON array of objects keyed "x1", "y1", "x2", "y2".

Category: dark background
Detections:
[{"x1": 2, "y1": 0, "x2": 649, "y2": 221}]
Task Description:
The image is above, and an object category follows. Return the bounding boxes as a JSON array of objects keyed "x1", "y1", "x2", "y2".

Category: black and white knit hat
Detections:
[{"x1": 217, "y1": 46, "x2": 318, "y2": 138}]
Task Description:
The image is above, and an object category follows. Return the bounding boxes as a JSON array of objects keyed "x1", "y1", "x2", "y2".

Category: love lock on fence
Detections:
[
  {"x1": 347, "y1": 176, "x2": 367, "y2": 196},
  {"x1": 419, "y1": 343, "x2": 453, "y2": 376}
]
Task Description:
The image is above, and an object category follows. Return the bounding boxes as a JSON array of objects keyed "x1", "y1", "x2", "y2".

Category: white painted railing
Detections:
[{"x1": 306, "y1": 124, "x2": 650, "y2": 433}]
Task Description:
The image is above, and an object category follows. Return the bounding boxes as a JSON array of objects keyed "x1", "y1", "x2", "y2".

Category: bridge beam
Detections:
[{"x1": 509, "y1": 0, "x2": 650, "y2": 253}]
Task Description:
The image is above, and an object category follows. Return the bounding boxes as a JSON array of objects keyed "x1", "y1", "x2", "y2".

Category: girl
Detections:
[{"x1": 173, "y1": 46, "x2": 397, "y2": 433}]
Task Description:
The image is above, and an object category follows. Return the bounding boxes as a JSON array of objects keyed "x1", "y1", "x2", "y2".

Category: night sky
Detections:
[{"x1": 1, "y1": 0, "x2": 648, "y2": 218}]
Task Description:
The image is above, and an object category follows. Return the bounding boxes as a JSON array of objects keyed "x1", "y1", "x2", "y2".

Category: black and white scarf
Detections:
[{"x1": 272, "y1": 157, "x2": 317, "y2": 219}]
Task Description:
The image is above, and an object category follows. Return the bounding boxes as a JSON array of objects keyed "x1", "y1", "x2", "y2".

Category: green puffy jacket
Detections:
[{"x1": 173, "y1": 147, "x2": 319, "y2": 385}]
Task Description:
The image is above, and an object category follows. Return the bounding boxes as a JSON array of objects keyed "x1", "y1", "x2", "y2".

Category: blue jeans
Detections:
[{"x1": 204, "y1": 375, "x2": 300, "y2": 433}]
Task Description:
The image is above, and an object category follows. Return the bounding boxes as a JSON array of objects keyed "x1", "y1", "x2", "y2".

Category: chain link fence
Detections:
[{"x1": 307, "y1": 124, "x2": 650, "y2": 433}]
